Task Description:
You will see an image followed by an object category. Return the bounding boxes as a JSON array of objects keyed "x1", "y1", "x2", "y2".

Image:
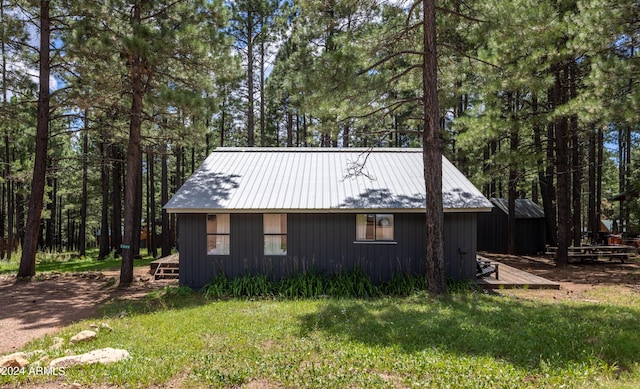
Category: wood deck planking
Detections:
[
  {"x1": 476, "y1": 261, "x2": 560, "y2": 290},
  {"x1": 150, "y1": 254, "x2": 179, "y2": 274}
]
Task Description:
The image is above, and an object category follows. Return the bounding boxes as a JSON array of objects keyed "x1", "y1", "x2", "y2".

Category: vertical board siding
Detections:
[
  {"x1": 178, "y1": 212, "x2": 478, "y2": 289},
  {"x1": 477, "y1": 210, "x2": 546, "y2": 255},
  {"x1": 443, "y1": 213, "x2": 477, "y2": 279}
]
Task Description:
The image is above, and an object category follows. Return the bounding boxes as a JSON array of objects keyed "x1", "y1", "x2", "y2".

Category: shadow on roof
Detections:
[
  {"x1": 168, "y1": 171, "x2": 240, "y2": 209},
  {"x1": 338, "y1": 188, "x2": 426, "y2": 209}
]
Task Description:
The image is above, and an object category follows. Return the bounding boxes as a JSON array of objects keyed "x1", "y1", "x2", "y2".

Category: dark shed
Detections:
[
  {"x1": 477, "y1": 198, "x2": 546, "y2": 255},
  {"x1": 165, "y1": 148, "x2": 492, "y2": 289}
]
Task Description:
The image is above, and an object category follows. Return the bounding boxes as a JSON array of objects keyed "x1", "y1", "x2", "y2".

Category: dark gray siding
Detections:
[
  {"x1": 178, "y1": 212, "x2": 478, "y2": 289},
  {"x1": 443, "y1": 213, "x2": 477, "y2": 279},
  {"x1": 477, "y1": 209, "x2": 546, "y2": 255}
]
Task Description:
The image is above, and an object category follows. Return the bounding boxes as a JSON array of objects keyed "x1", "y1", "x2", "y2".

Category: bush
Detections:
[{"x1": 201, "y1": 270, "x2": 436, "y2": 299}]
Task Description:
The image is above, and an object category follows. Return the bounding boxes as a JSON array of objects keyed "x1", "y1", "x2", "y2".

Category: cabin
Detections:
[
  {"x1": 164, "y1": 148, "x2": 492, "y2": 289},
  {"x1": 477, "y1": 198, "x2": 546, "y2": 255}
]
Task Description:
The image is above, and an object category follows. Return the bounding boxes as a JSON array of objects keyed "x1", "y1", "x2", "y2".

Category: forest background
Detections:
[{"x1": 0, "y1": 0, "x2": 638, "y2": 282}]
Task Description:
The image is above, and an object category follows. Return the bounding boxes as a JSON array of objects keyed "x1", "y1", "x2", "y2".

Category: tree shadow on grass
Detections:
[
  {"x1": 98, "y1": 286, "x2": 212, "y2": 318},
  {"x1": 298, "y1": 294, "x2": 640, "y2": 371}
]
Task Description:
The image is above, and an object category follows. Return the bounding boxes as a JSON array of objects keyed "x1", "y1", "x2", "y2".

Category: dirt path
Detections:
[{"x1": 0, "y1": 268, "x2": 174, "y2": 355}]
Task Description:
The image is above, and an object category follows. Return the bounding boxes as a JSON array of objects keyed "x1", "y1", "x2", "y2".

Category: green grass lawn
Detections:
[
  {"x1": 0, "y1": 248, "x2": 154, "y2": 275},
  {"x1": 3, "y1": 286, "x2": 640, "y2": 388}
]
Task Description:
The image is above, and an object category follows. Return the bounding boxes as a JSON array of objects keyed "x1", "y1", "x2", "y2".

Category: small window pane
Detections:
[
  {"x1": 264, "y1": 235, "x2": 287, "y2": 255},
  {"x1": 264, "y1": 214, "x2": 285, "y2": 234},
  {"x1": 376, "y1": 214, "x2": 394, "y2": 240},
  {"x1": 207, "y1": 214, "x2": 217, "y2": 233},
  {"x1": 207, "y1": 214, "x2": 229, "y2": 234},
  {"x1": 207, "y1": 235, "x2": 230, "y2": 255},
  {"x1": 356, "y1": 214, "x2": 376, "y2": 240}
]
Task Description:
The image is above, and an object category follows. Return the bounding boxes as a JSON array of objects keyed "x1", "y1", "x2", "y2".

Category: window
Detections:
[
  {"x1": 264, "y1": 214, "x2": 287, "y2": 255},
  {"x1": 356, "y1": 214, "x2": 394, "y2": 241},
  {"x1": 206, "y1": 214, "x2": 230, "y2": 255}
]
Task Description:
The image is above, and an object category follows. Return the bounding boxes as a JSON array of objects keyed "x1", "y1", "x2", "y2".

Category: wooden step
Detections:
[{"x1": 153, "y1": 263, "x2": 179, "y2": 280}]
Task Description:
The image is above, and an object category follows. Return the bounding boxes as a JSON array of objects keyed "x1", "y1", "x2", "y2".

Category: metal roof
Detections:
[
  {"x1": 164, "y1": 148, "x2": 492, "y2": 213},
  {"x1": 490, "y1": 198, "x2": 545, "y2": 219}
]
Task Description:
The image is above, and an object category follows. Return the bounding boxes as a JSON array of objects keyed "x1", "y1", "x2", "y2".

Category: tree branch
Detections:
[
  {"x1": 435, "y1": 6, "x2": 487, "y2": 23},
  {"x1": 358, "y1": 50, "x2": 425, "y2": 75}
]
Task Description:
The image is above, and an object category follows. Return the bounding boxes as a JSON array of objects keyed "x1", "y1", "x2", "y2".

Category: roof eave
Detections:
[{"x1": 164, "y1": 207, "x2": 494, "y2": 214}]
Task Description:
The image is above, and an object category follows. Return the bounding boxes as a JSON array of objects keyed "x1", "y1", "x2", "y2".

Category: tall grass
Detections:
[{"x1": 201, "y1": 270, "x2": 444, "y2": 299}]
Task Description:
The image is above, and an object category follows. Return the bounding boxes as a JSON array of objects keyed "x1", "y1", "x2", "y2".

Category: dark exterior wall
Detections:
[
  {"x1": 177, "y1": 212, "x2": 477, "y2": 289},
  {"x1": 515, "y1": 219, "x2": 546, "y2": 255},
  {"x1": 477, "y1": 208, "x2": 507, "y2": 253},
  {"x1": 444, "y1": 213, "x2": 477, "y2": 279},
  {"x1": 477, "y1": 210, "x2": 546, "y2": 255}
]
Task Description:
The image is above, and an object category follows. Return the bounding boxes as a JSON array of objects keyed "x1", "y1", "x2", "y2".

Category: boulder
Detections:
[
  {"x1": 49, "y1": 348, "x2": 130, "y2": 368},
  {"x1": 50, "y1": 337, "x2": 65, "y2": 350},
  {"x1": 0, "y1": 352, "x2": 29, "y2": 368},
  {"x1": 70, "y1": 330, "x2": 97, "y2": 343}
]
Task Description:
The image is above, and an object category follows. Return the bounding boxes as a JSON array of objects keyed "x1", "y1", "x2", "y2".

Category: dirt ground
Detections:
[
  {"x1": 0, "y1": 267, "x2": 175, "y2": 355},
  {"x1": 480, "y1": 252, "x2": 640, "y2": 298},
  {"x1": 1, "y1": 254, "x2": 639, "y2": 356}
]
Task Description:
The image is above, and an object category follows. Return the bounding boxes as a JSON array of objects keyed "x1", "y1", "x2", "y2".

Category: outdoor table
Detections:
[{"x1": 547, "y1": 245, "x2": 637, "y2": 263}]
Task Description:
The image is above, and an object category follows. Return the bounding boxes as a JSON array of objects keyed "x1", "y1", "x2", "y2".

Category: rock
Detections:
[
  {"x1": 49, "y1": 348, "x2": 130, "y2": 368},
  {"x1": 100, "y1": 323, "x2": 113, "y2": 332},
  {"x1": 70, "y1": 330, "x2": 97, "y2": 343},
  {"x1": 33, "y1": 356, "x2": 51, "y2": 367},
  {"x1": 0, "y1": 352, "x2": 29, "y2": 368},
  {"x1": 50, "y1": 337, "x2": 65, "y2": 350}
]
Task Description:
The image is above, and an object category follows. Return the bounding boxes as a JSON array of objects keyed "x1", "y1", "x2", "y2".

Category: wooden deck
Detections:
[
  {"x1": 150, "y1": 254, "x2": 179, "y2": 279},
  {"x1": 476, "y1": 261, "x2": 560, "y2": 290}
]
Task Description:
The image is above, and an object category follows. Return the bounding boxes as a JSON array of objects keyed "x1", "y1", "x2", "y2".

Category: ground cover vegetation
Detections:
[
  {"x1": 0, "y1": 248, "x2": 153, "y2": 275},
  {"x1": 1, "y1": 285, "x2": 638, "y2": 388},
  {"x1": 0, "y1": 0, "x2": 638, "y2": 286}
]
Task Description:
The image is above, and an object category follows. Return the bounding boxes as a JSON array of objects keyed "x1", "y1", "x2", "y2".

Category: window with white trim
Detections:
[
  {"x1": 206, "y1": 214, "x2": 230, "y2": 255},
  {"x1": 356, "y1": 214, "x2": 394, "y2": 241},
  {"x1": 264, "y1": 214, "x2": 287, "y2": 255}
]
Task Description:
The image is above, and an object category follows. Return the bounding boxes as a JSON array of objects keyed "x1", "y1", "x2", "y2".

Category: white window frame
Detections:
[
  {"x1": 206, "y1": 214, "x2": 230, "y2": 255},
  {"x1": 355, "y1": 214, "x2": 395, "y2": 242},
  {"x1": 264, "y1": 214, "x2": 287, "y2": 256}
]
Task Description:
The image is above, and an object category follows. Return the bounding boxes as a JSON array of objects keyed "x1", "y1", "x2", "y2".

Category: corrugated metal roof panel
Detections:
[
  {"x1": 164, "y1": 148, "x2": 492, "y2": 213},
  {"x1": 491, "y1": 198, "x2": 545, "y2": 219}
]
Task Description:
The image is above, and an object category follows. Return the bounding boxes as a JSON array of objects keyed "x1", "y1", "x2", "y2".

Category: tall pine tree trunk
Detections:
[
  {"x1": 45, "y1": 174, "x2": 54, "y2": 251},
  {"x1": 247, "y1": 9, "x2": 255, "y2": 147},
  {"x1": 148, "y1": 147, "x2": 157, "y2": 258},
  {"x1": 260, "y1": 37, "x2": 266, "y2": 147},
  {"x1": 120, "y1": 1, "x2": 146, "y2": 285},
  {"x1": 543, "y1": 91, "x2": 557, "y2": 247},
  {"x1": 570, "y1": 65, "x2": 582, "y2": 247},
  {"x1": 596, "y1": 125, "x2": 604, "y2": 238},
  {"x1": 78, "y1": 113, "x2": 89, "y2": 256},
  {"x1": 553, "y1": 66, "x2": 570, "y2": 267},
  {"x1": 1, "y1": 0, "x2": 7, "y2": 260},
  {"x1": 422, "y1": 0, "x2": 445, "y2": 294},
  {"x1": 588, "y1": 125, "x2": 597, "y2": 242},
  {"x1": 98, "y1": 142, "x2": 111, "y2": 260},
  {"x1": 507, "y1": 92, "x2": 519, "y2": 255},
  {"x1": 161, "y1": 145, "x2": 171, "y2": 257},
  {"x1": 111, "y1": 146, "x2": 123, "y2": 256},
  {"x1": 18, "y1": 0, "x2": 50, "y2": 278}
]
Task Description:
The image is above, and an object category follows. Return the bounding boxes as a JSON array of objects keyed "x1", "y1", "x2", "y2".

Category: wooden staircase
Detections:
[{"x1": 150, "y1": 254, "x2": 179, "y2": 280}]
